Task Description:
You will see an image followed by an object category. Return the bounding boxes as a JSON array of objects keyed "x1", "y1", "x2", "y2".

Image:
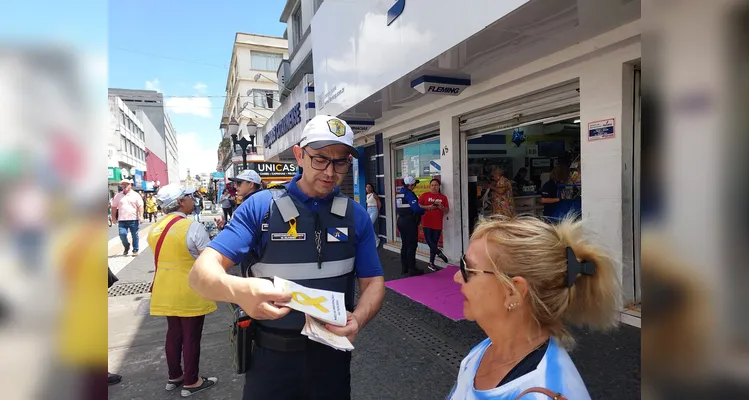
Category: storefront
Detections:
[
  {"x1": 312, "y1": 0, "x2": 643, "y2": 318},
  {"x1": 390, "y1": 135, "x2": 443, "y2": 252},
  {"x1": 458, "y1": 81, "x2": 582, "y2": 235}
]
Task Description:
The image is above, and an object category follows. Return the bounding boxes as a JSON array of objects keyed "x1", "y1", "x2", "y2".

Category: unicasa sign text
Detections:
[
  {"x1": 256, "y1": 162, "x2": 298, "y2": 177},
  {"x1": 265, "y1": 103, "x2": 302, "y2": 149}
]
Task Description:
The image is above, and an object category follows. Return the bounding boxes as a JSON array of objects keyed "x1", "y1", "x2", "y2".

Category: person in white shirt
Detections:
[
  {"x1": 219, "y1": 189, "x2": 234, "y2": 222},
  {"x1": 365, "y1": 183, "x2": 381, "y2": 247},
  {"x1": 448, "y1": 215, "x2": 621, "y2": 400}
]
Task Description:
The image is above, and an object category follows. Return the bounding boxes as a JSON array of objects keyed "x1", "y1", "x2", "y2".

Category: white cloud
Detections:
[
  {"x1": 145, "y1": 79, "x2": 161, "y2": 92},
  {"x1": 177, "y1": 132, "x2": 219, "y2": 178},
  {"x1": 193, "y1": 82, "x2": 207, "y2": 92},
  {"x1": 166, "y1": 96, "x2": 212, "y2": 118}
]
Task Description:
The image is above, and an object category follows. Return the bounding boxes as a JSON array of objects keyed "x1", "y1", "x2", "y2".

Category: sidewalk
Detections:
[{"x1": 108, "y1": 247, "x2": 641, "y2": 400}]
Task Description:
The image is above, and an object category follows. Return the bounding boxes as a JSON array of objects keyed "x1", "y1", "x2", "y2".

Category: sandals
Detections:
[{"x1": 181, "y1": 376, "x2": 218, "y2": 397}]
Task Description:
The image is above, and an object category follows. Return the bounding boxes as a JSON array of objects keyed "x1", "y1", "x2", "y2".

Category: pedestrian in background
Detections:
[
  {"x1": 418, "y1": 178, "x2": 449, "y2": 271},
  {"x1": 192, "y1": 192, "x2": 203, "y2": 222},
  {"x1": 150, "y1": 184, "x2": 218, "y2": 397},
  {"x1": 146, "y1": 193, "x2": 158, "y2": 223},
  {"x1": 448, "y1": 215, "x2": 621, "y2": 399},
  {"x1": 396, "y1": 175, "x2": 427, "y2": 276},
  {"x1": 488, "y1": 166, "x2": 515, "y2": 218},
  {"x1": 111, "y1": 179, "x2": 144, "y2": 256},
  {"x1": 365, "y1": 183, "x2": 381, "y2": 247},
  {"x1": 219, "y1": 189, "x2": 234, "y2": 222}
]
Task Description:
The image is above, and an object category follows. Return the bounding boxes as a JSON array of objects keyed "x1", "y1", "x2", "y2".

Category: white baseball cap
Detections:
[
  {"x1": 403, "y1": 175, "x2": 419, "y2": 185},
  {"x1": 229, "y1": 169, "x2": 262, "y2": 184},
  {"x1": 299, "y1": 115, "x2": 359, "y2": 158},
  {"x1": 155, "y1": 184, "x2": 196, "y2": 209}
]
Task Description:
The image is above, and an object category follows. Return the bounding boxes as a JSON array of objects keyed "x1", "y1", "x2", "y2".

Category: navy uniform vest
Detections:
[
  {"x1": 251, "y1": 189, "x2": 357, "y2": 330},
  {"x1": 395, "y1": 188, "x2": 417, "y2": 218}
]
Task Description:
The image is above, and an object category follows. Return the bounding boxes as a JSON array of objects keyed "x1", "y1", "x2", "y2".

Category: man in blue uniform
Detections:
[
  {"x1": 189, "y1": 115, "x2": 385, "y2": 400},
  {"x1": 395, "y1": 175, "x2": 427, "y2": 276}
]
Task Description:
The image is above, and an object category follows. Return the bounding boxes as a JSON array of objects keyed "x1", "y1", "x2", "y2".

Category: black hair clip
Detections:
[{"x1": 566, "y1": 247, "x2": 596, "y2": 288}]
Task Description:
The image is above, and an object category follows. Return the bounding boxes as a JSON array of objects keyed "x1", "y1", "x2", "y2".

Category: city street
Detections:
[{"x1": 108, "y1": 216, "x2": 640, "y2": 400}]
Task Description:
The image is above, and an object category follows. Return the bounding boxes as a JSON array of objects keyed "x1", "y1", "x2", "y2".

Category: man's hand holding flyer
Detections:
[{"x1": 273, "y1": 277, "x2": 354, "y2": 351}]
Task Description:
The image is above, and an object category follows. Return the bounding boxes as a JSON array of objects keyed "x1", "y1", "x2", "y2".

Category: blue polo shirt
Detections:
[{"x1": 208, "y1": 175, "x2": 383, "y2": 279}]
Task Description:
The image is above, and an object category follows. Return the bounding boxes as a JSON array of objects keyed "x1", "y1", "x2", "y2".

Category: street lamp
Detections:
[
  {"x1": 254, "y1": 73, "x2": 278, "y2": 84},
  {"x1": 230, "y1": 116, "x2": 258, "y2": 171}
]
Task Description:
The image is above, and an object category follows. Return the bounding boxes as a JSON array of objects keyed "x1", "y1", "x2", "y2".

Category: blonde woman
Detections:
[{"x1": 448, "y1": 215, "x2": 621, "y2": 399}]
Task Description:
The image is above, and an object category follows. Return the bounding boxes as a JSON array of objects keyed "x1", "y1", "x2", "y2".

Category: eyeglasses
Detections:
[
  {"x1": 302, "y1": 148, "x2": 352, "y2": 174},
  {"x1": 459, "y1": 254, "x2": 496, "y2": 282}
]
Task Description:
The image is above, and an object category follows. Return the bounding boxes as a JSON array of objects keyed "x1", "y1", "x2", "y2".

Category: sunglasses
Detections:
[
  {"x1": 460, "y1": 254, "x2": 517, "y2": 283},
  {"x1": 460, "y1": 254, "x2": 496, "y2": 282}
]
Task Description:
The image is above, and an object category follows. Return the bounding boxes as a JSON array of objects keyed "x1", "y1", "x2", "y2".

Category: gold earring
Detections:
[{"x1": 507, "y1": 302, "x2": 519, "y2": 311}]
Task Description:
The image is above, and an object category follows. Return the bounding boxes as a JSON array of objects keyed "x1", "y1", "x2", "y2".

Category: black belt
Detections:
[{"x1": 255, "y1": 327, "x2": 308, "y2": 352}]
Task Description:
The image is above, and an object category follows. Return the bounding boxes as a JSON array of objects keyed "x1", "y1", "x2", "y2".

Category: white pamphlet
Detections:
[
  {"x1": 273, "y1": 277, "x2": 347, "y2": 327},
  {"x1": 301, "y1": 314, "x2": 354, "y2": 352}
]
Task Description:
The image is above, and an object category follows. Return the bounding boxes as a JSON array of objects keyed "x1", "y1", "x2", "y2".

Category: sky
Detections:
[{"x1": 108, "y1": 1, "x2": 287, "y2": 180}]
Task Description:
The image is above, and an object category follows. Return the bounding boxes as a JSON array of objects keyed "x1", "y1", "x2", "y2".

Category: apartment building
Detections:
[{"x1": 218, "y1": 33, "x2": 288, "y2": 179}]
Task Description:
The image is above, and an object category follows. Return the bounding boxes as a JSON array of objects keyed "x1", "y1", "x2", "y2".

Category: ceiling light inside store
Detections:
[{"x1": 574, "y1": 119, "x2": 581, "y2": 123}]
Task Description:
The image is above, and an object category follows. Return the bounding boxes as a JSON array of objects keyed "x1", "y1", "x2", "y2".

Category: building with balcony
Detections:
[{"x1": 218, "y1": 33, "x2": 288, "y2": 178}]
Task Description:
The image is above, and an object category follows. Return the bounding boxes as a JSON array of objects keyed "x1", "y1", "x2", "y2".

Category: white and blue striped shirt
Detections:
[{"x1": 447, "y1": 338, "x2": 591, "y2": 400}]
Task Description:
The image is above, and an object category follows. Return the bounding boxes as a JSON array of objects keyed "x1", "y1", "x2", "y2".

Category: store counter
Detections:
[{"x1": 514, "y1": 194, "x2": 543, "y2": 217}]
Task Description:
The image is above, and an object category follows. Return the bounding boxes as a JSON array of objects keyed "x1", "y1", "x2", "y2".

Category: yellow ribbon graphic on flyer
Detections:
[
  {"x1": 291, "y1": 292, "x2": 329, "y2": 313},
  {"x1": 287, "y1": 218, "x2": 298, "y2": 238}
]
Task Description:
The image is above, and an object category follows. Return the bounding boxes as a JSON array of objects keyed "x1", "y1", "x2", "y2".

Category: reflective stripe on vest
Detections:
[{"x1": 252, "y1": 257, "x2": 355, "y2": 279}]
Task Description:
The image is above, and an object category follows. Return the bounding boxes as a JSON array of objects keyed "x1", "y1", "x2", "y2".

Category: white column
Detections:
[
  {"x1": 579, "y1": 52, "x2": 634, "y2": 302},
  {"x1": 382, "y1": 137, "x2": 395, "y2": 242},
  {"x1": 439, "y1": 115, "x2": 463, "y2": 262}
]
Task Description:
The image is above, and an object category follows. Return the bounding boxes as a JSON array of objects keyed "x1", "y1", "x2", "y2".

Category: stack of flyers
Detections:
[
  {"x1": 301, "y1": 314, "x2": 354, "y2": 352},
  {"x1": 273, "y1": 277, "x2": 347, "y2": 327}
]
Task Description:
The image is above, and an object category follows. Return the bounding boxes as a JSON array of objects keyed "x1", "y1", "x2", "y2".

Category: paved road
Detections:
[{"x1": 108, "y1": 228, "x2": 640, "y2": 400}]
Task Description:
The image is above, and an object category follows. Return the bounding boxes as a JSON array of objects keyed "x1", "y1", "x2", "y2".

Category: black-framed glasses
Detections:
[
  {"x1": 302, "y1": 148, "x2": 352, "y2": 174},
  {"x1": 460, "y1": 254, "x2": 496, "y2": 282}
]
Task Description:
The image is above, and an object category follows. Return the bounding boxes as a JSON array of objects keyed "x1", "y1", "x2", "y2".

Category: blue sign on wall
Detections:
[
  {"x1": 134, "y1": 170, "x2": 144, "y2": 189},
  {"x1": 265, "y1": 103, "x2": 302, "y2": 149}
]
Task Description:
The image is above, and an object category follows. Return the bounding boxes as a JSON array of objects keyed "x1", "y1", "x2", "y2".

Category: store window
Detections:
[
  {"x1": 392, "y1": 138, "x2": 442, "y2": 248},
  {"x1": 393, "y1": 139, "x2": 440, "y2": 181},
  {"x1": 465, "y1": 117, "x2": 582, "y2": 232},
  {"x1": 251, "y1": 51, "x2": 283, "y2": 72}
]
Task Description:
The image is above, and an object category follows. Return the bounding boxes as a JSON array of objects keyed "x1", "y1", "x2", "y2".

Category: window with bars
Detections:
[{"x1": 251, "y1": 51, "x2": 283, "y2": 71}]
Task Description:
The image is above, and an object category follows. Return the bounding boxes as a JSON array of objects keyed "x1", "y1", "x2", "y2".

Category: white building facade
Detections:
[
  {"x1": 218, "y1": 33, "x2": 288, "y2": 178},
  {"x1": 165, "y1": 113, "x2": 180, "y2": 184},
  {"x1": 108, "y1": 96, "x2": 147, "y2": 195},
  {"x1": 312, "y1": 0, "x2": 642, "y2": 321}
]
